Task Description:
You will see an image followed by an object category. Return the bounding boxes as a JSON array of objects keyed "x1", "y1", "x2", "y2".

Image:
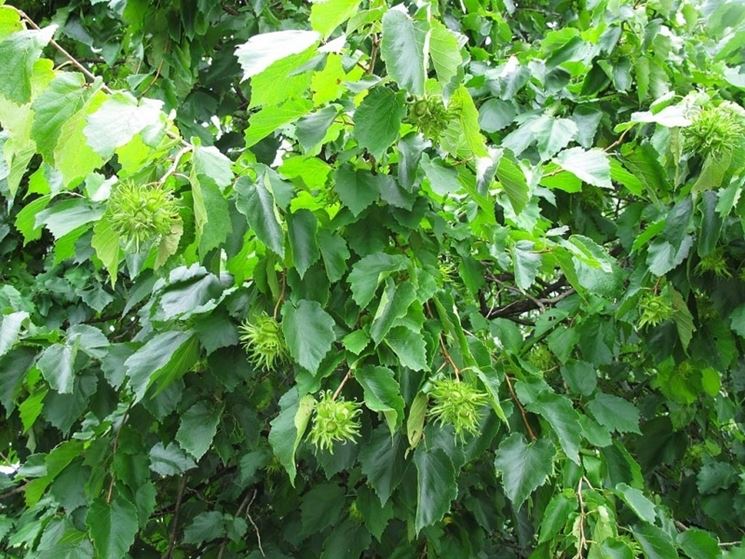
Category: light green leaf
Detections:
[
  {"x1": 0, "y1": 311, "x2": 28, "y2": 357},
  {"x1": 191, "y1": 177, "x2": 231, "y2": 257},
  {"x1": 538, "y1": 492, "x2": 576, "y2": 543},
  {"x1": 554, "y1": 147, "x2": 612, "y2": 188},
  {"x1": 234, "y1": 176, "x2": 285, "y2": 258},
  {"x1": 354, "y1": 87, "x2": 405, "y2": 159},
  {"x1": 407, "y1": 392, "x2": 428, "y2": 448},
  {"x1": 356, "y1": 365, "x2": 404, "y2": 434},
  {"x1": 235, "y1": 30, "x2": 320, "y2": 80},
  {"x1": 0, "y1": 26, "x2": 55, "y2": 104},
  {"x1": 441, "y1": 86, "x2": 488, "y2": 159},
  {"x1": 86, "y1": 496, "x2": 138, "y2": 559},
  {"x1": 193, "y1": 145, "x2": 233, "y2": 189},
  {"x1": 91, "y1": 217, "x2": 121, "y2": 284},
  {"x1": 282, "y1": 299, "x2": 336, "y2": 373},
  {"x1": 414, "y1": 447, "x2": 457, "y2": 534},
  {"x1": 677, "y1": 529, "x2": 720, "y2": 559},
  {"x1": 513, "y1": 241, "x2": 541, "y2": 290},
  {"x1": 268, "y1": 388, "x2": 315, "y2": 485},
  {"x1": 244, "y1": 98, "x2": 312, "y2": 147},
  {"x1": 288, "y1": 209, "x2": 320, "y2": 279},
  {"x1": 310, "y1": 0, "x2": 361, "y2": 38},
  {"x1": 176, "y1": 402, "x2": 222, "y2": 461},
  {"x1": 381, "y1": 7, "x2": 426, "y2": 95},
  {"x1": 347, "y1": 252, "x2": 408, "y2": 308},
  {"x1": 429, "y1": 20, "x2": 462, "y2": 86},
  {"x1": 496, "y1": 152, "x2": 530, "y2": 214},
  {"x1": 31, "y1": 72, "x2": 91, "y2": 162},
  {"x1": 494, "y1": 433, "x2": 555, "y2": 508},
  {"x1": 84, "y1": 93, "x2": 164, "y2": 158}
]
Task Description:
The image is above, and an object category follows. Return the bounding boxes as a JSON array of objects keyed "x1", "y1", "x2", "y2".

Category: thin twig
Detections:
[
  {"x1": 576, "y1": 477, "x2": 587, "y2": 558},
  {"x1": 438, "y1": 336, "x2": 461, "y2": 380},
  {"x1": 332, "y1": 370, "x2": 353, "y2": 400},
  {"x1": 159, "y1": 145, "x2": 192, "y2": 187},
  {"x1": 272, "y1": 273, "x2": 286, "y2": 320},
  {"x1": 504, "y1": 375, "x2": 537, "y2": 441},
  {"x1": 165, "y1": 476, "x2": 188, "y2": 559},
  {"x1": 244, "y1": 490, "x2": 265, "y2": 557},
  {"x1": 0, "y1": 484, "x2": 26, "y2": 500},
  {"x1": 105, "y1": 405, "x2": 132, "y2": 503}
]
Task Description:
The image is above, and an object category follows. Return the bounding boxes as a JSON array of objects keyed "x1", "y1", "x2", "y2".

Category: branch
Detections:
[{"x1": 165, "y1": 476, "x2": 188, "y2": 559}]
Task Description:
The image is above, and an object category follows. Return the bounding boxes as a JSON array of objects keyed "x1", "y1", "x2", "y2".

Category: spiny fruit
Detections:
[
  {"x1": 238, "y1": 313, "x2": 288, "y2": 370},
  {"x1": 526, "y1": 345, "x2": 556, "y2": 372},
  {"x1": 107, "y1": 181, "x2": 179, "y2": 251},
  {"x1": 408, "y1": 96, "x2": 457, "y2": 140},
  {"x1": 696, "y1": 251, "x2": 731, "y2": 278},
  {"x1": 638, "y1": 290, "x2": 674, "y2": 328},
  {"x1": 684, "y1": 101, "x2": 745, "y2": 160},
  {"x1": 308, "y1": 391, "x2": 362, "y2": 453},
  {"x1": 429, "y1": 378, "x2": 488, "y2": 440}
]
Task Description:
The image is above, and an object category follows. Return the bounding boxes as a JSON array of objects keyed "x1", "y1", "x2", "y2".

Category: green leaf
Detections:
[
  {"x1": 0, "y1": 311, "x2": 28, "y2": 357},
  {"x1": 370, "y1": 281, "x2": 417, "y2": 345},
  {"x1": 354, "y1": 87, "x2": 405, "y2": 160},
  {"x1": 494, "y1": 433, "x2": 555, "y2": 508},
  {"x1": 441, "y1": 86, "x2": 488, "y2": 159},
  {"x1": 235, "y1": 30, "x2": 320, "y2": 80},
  {"x1": 19, "y1": 388, "x2": 46, "y2": 432},
  {"x1": 288, "y1": 209, "x2": 320, "y2": 279},
  {"x1": 429, "y1": 20, "x2": 462, "y2": 86},
  {"x1": 385, "y1": 326, "x2": 427, "y2": 371},
  {"x1": 37, "y1": 343, "x2": 77, "y2": 394},
  {"x1": 193, "y1": 145, "x2": 233, "y2": 189},
  {"x1": 359, "y1": 426, "x2": 407, "y2": 505},
  {"x1": 176, "y1": 402, "x2": 222, "y2": 461},
  {"x1": 282, "y1": 299, "x2": 336, "y2": 373},
  {"x1": 513, "y1": 241, "x2": 542, "y2": 290},
  {"x1": 84, "y1": 93, "x2": 163, "y2": 158},
  {"x1": 235, "y1": 176, "x2": 285, "y2": 258},
  {"x1": 538, "y1": 491, "x2": 576, "y2": 543},
  {"x1": 496, "y1": 152, "x2": 530, "y2": 214},
  {"x1": 124, "y1": 331, "x2": 199, "y2": 402},
  {"x1": 333, "y1": 165, "x2": 381, "y2": 217},
  {"x1": 677, "y1": 529, "x2": 720, "y2": 559},
  {"x1": 413, "y1": 447, "x2": 457, "y2": 534},
  {"x1": 244, "y1": 98, "x2": 312, "y2": 147},
  {"x1": 347, "y1": 252, "x2": 408, "y2": 308},
  {"x1": 86, "y1": 496, "x2": 138, "y2": 559},
  {"x1": 632, "y1": 523, "x2": 680, "y2": 559},
  {"x1": 148, "y1": 442, "x2": 197, "y2": 476},
  {"x1": 318, "y1": 230, "x2": 351, "y2": 282},
  {"x1": 0, "y1": 26, "x2": 55, "y2": 104},
  {"x1": 31, "y1": 72, "x2": 91, "y2": 162},
  {"x1": 587, "y1": 393, "x2": 641, "y2": 434},
  {"x1": 183, "y1": 511, "x2": 225, "y2": 545},
  {"x1": 407, "y1": 392, "x2": 428, "y2": 448},
  {"x1": 615, "y1": 483, "x2": 656, "y2": 523},
  {"x1": 191, "y1": 177, "x2": 231, "y2": 257},
  {"x1": 554, "y1": 147, "x2": 612, "y2": 188},
  {"x1": 310, "y1": 0, "x2": 361, "y2": 39},
  {"x1": 525, "y1": 391, "x2": 582, "y2": 464},
  {"x1": 356, "y1": 365, "x2": 405, "y2": 434},
  {"x1": 91, "y1": 217, "x2": 120, "y2": 284},
  {"x1": 381, "y1": 7, "x2": 426, "y2": 95},
  {"x1": 268, "y1": 388, "x2": 315, "y2": 486}
]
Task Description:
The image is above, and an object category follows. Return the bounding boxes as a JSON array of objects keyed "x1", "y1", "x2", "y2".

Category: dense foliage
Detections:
[{"x1": 1, "y1": 0, "x2": 745, "y2": 557}]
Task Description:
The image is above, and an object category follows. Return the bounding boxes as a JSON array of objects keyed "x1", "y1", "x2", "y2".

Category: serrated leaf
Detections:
[
  {"x1": 37, "y1": 343, "x2": 77, "y2": 394},
  {"x1": 268, "y1": 388, "x2": 315, "y2": 485},
  {"x1": 554, "y1": 147, "x2": 612, "y2": 188},
  {"x1": 385, "y1": 326, "x2": 427, "y2": 371},
  {"x1": 616, "y1": 483, "x2": 656, "y2": 523},
  {"x1": 525, "y1": 391, "x2": 582, "y2": 464},
  {"x1": 380, "y1": 8, "x2": 426, "y2": 95},
  {"x1": 429, "y1": 20, "x2": 462, "y2": 86},
  {"x1": 414, "y1": 447, "x2": 457, "y2": 534},
  {"x1": 148, "y1": 442, "x2": 197, "y2": 476},
  {"x1": 193, "y1": 145, "x2": 233, "y2": 189},
  {"x1": 347, "y1": 252, "x2": 408, "y2": 308},
  {"x1": 244, "y1": 97, "x2": 312, "y2": 147},
  {"x1": 235, "y1": 30, "x2": 320, "y2": 80},
  {"x1": 494, "y1": 433, "x2": 555, "y2": 508},
  {"x1": 235, "y1": 176, "x2": 285, "y2": 258},
  {"x1": 0, "y1": 311, "x2": 28, "y2": 357},
  {"x1": 176, "y1": 402, "x2": 222, "y2": 461},
  {"x1": 86, "y1": 496, "x2": 138, "y2": 559},
  {"x1": 288, "y1": 209, "x2": 320, "y2": 279},
  {"x1": 359, "y1": 426, "x2": 407, "y2": 505},
  {"x1": 282, "y1": 299, "x2": 336, "y2": 373},
  {"x1": 496, "y1": 152, "x2": 530, "y2": 214},
  {"x1": 356, "y1": 365, "x2": 404, "y2": 434},
  {"x1": 354, "y1": 87, "x2": 405, "y2": 159},
  {"x1": 587, "y1": 393, "x2": 641, "y2": 434},
  {"x1": 632, "y1": 523, "x2": 680, "y2": 559},
  {"x1": 91, "y1": 217, "x2": 120, "y2": 283},
  {"x1": 441, "y1": 86, "x2": 488, "y2": 159},
  {"x1": 0, "y1": 26, "x2": 55, "y2": 104},
  {"x1": 310, "y1": 0, "x2": 361, "y2": 39},
  {"x1": 333, "y1": 165, "x2": 381, "y2": 217}
]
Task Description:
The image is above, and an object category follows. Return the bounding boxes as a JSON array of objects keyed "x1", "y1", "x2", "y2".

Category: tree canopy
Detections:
[{"x1": 1, "y1": 0, "x2": 745, "y2": 557}]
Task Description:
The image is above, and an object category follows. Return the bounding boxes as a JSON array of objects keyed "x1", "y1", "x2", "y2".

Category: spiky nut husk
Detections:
[
  {"x1": 408, "y1": 96, "x2": 455, "y2": 140},
  {"x1": 696, "y1": 251, "x2": 731, "y2": 278},
  {"x1": 429, "y1": 378, "x2": 488, "y2": 440},
  {"x1": 638, "y1": 291, "x2": 674, "y2": 328},
  {"x1": 526, "y1": 345, "x2": 556, "y2": 372},
  {"x1": 238, "y1": 313, "x2": 288, "y2": 370},
  {"x1": 684, "y1": 102, "x2": 745, "y2": 160},
  {"x1": 107, "y1": 181, "x2": 179, "y2": 251},
  {"x1": 308, "y1": 391, "x2": 362, "y2": 453}
]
